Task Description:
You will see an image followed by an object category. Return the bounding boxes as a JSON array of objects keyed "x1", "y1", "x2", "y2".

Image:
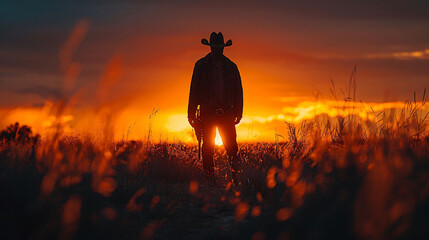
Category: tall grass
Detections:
[{"x1": 0, "y1": 88, "x2": 428, "y2": 239}]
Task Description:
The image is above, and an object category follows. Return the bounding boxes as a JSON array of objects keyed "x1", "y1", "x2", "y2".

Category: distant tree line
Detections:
[{"x1": 0, "y1": 122, "x2": 39, "y2": 144}]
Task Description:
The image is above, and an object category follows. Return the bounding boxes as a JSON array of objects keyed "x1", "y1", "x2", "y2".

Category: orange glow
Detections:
[
  {"x1": 0, "y1": 99, "x2": 427, "y2": 143},
  {"x1": 286, "y1": 171, "x2": 300, "y2": 187},
  {"x1": 225, "y1": 182, "x2": 232, "y2": 191},
  {"x1": 251, "y1": 232, "x2": 266, "y2": 240},
  {"x1": 251, "y1": 206, "x2": 261, "y2": 217},
  {"x1": 256, "y1": 192, "x2": 263, "y2": 202},
  {"x1": 60, "y1": 175, "x2": 82, "y2": 187},
  {"x1": 189, "y1": 181, "x2": 199, "y2": 195},
  {"x1": 235, "y1": 202, "x2": 250, "y2": 221},
  {"x1": 266, "y1": 167, "x2": 277, "y2": 189},
  {"x1": 215, "y1": 128, "x2": 223, "y2": 146},
  {"x1": 61, "y1": 195, "x2": 82, "y2": 227},
  {"x1": 101, "y1": 207, "x2": 117, "y2": 220},
  {"x1": 97, "y1": 177, "x2": 117, "y2": 197},
  {"x1": 151, "y1": 195, "x2": 161, "y2": 209},
  {"x1": 141, "y1": 220, "x2": 164, "y2": 239},
  {"x1": 126, "y1": 188, "x2": 146, "y2": 212},
  {"x1": 276, "y1": 207, "x2": 292, "y2": 221},
  {"x1": 41, "y1": 172, "x2": 58, "y2": 196}
]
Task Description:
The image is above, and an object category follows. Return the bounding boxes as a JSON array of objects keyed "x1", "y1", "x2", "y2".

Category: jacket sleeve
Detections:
[
  {"x1": 234, "y1": 64, "x2": 243, "y2": 118},
  {"x1": 188, "y1": 61, "x2": 201, "y2": 119}
]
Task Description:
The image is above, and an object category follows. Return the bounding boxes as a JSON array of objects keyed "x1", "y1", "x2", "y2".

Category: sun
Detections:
[{"x1": 215, "y1": 128, "x2": 223, "y2": 146}]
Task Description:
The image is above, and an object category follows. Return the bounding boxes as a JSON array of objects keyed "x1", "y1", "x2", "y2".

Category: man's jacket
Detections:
[{"x1": 188, "y1": 53, "x2": 243, "y2": 120}]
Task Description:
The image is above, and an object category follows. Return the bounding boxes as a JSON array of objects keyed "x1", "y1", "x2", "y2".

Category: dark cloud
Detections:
[
  {"x1": 274, "y1": 0, "x2": 429, "y2": 20},
  {"x1": 32, "y1": 102, "x2": 45, "y2": 107},
  {"x1": 136, "y1": 0, "x2": 429, "y2": 20},
  {"x1": 14, "y1": 85, "x2": 62, "y2": 100}
]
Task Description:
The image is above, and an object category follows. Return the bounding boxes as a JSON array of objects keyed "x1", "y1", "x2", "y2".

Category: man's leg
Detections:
[
  {"x1": 202, "y1": 120, "x2": 216, "y2": 182},
  {"x1": 217, "y1": 118, "x2": 240, "y2": 184}
]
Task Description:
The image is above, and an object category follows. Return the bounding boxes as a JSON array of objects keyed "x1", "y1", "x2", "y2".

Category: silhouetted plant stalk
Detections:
[{"x1": 146, "y1": 108, "x2": 160, "y2": 151}]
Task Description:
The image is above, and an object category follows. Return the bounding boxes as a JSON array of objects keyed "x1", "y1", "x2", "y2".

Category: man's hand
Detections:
[{"x1": 234, "y1": 116, "x2": 242, "y2": 125}]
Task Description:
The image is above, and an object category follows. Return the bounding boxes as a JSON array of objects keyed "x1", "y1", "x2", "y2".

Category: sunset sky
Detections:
[{"x1": 1, "y1": 1, "x2": 428, "y2": 142}]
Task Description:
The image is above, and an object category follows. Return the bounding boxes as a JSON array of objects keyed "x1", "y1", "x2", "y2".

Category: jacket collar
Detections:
[{"x1": 203, "y1": 53, "x2": 230, "y2": 66}]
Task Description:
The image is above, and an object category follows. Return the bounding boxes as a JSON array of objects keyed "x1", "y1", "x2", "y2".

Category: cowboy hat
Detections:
[{"x1": 201, "y1": 32, "x2": 232, "y2": 48}]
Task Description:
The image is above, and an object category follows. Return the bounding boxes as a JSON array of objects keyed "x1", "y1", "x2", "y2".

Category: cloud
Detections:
[
  {"x1": 269, "y1": 0, "x2": 429, "y2": 20},
  {"x1": 14, "y1": 85, "x2": 62, "y2": 100},
  {"x1": 365, "y1": 49, "x2": 429, "y2": 60},
  {"x1": 303, "y1": 49, "x2": 429, "y2": 61},
  {"x1": 240, "y1": 100, "x2": 429, "y2": 126}
]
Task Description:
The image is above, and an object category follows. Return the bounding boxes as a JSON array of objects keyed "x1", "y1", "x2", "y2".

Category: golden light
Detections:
[
  {"x1": 166, "y1": 114, "x2": 189, "y2": 132},
  {"x1": 1, "y1": 99, "x2": 427, "y2": 144},
  {"x1": 215, "y1": 128, "x2": 223, "y2": 146}
]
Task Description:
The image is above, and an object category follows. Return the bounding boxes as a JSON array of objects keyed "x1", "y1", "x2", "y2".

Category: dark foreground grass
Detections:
[{"x1": 1, "y1": 121, "x2": 429, "y2": 240}]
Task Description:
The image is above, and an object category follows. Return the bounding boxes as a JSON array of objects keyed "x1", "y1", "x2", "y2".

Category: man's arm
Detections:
[
  {"x1": 234, "y1": 64, "x2": 243, "y2": 124},
  {"x1": 188, "y1": 62, "x2": 201, "y2": 126}
]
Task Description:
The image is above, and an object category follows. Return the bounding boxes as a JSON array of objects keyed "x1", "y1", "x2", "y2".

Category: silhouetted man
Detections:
[{"x1": 188, "y1": 32, "x2": 243, "y2": 185}]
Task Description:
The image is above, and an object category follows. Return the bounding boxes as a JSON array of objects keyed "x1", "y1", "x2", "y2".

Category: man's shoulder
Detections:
[
  {"x1": 223, "y1": 56, "x2": 238, "y2": 69},
  {"x1": 194, "y1": 54, "x2": 238, "y2": 69},
  {"x1": 195, "y1": 54, "x2": 211, "y2": 67}
]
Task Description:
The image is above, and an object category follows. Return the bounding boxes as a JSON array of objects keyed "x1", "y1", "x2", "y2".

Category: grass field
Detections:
[{"x1": 1, "y1": 93, "x2": 428, "y2": 240}]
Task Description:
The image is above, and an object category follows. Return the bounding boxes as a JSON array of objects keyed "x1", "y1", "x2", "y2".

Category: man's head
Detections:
[
  {"x1": 201, "y1": 32, "x2": 232, "y2": 58},
  {"x1": 210, "y1": 45, "x2": 224, "y2": 58}
]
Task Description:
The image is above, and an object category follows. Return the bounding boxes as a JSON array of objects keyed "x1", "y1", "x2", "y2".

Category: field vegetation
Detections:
[{"x1": 1, "y1": 89, "x2": 428, "y2": 240}]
